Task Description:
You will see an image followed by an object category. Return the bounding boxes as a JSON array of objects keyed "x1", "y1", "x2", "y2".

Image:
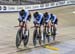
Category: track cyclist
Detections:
[
  {"x1": 18, "y1": 9, "x2": 31, "y2": 38},
  {"x1": 50, "y1": 13, "x2": 58, "y2": 35},
  {"x1": 33, "y1": 12, "x2": 43, "y2": 46},
  {"x1": 33, "y1": 12, "x2": 43, "y2": 26},
  {"x1": 43, "y1": 12, "x2": 51, "y2": 35}
]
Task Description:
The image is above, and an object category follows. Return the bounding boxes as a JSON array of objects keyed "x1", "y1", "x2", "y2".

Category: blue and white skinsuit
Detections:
[{"x1": 18, "y1": 10, "x2": 30, "y2": 23}]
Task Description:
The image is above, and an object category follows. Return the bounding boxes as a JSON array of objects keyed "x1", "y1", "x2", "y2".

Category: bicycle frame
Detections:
[
  {"x1": 15, "y1": 23, "x2": 27, "y2": 31},
  {"x1": 34, "y1": 24, "x2": 41, "y2": 36},
  {"x1": 43, "y1": 23, "x2": 49, "y2": 34},
  {"x1": 51, "y1": 23, "x2": 56, "y2": 34}
]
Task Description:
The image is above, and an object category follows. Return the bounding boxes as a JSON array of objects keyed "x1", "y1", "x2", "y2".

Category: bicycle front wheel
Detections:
[
  {"x1": 51, "y1": 26, "x2": 56, "y2": 41},
  {"x1": 33, "y1": 30, "x2": 37, "y2": 47},
  {"x1": 23, "y1": 30, "x2": 29, "y2": 47},
  {"x1": 16, "y1": 29, "x2": 22, "y2": 48}
]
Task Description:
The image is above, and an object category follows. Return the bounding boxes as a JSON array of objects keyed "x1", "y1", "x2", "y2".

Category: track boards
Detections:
[{"x1": 17, "y1": 43, "x2": 59, "y2": 52}]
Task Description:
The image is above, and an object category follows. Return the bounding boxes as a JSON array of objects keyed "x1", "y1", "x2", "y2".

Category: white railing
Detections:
[{"x1": 0, "y1": 0, "x2": 75, "y2": 12}]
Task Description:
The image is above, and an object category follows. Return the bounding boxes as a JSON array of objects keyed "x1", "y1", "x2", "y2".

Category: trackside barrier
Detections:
[{"x1": 0, "y1": 0, "x2": 75, "y2": 12}]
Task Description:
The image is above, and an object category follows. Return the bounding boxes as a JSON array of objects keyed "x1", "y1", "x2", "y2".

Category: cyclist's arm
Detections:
[
  {"x1": 37, "y1": 14, "x2": 43, "y2": 24},
  {"x1": 28, "y1": 13, "x2": 31, "y2": 21},
  {"x1": 18, "y1": 13, "x2": 22, "y2": 20},
  {"x1": 53, "y1": 15, "x2": 57, "y2": 23},
  {"x1": 18, "y1": 14, "x2": 22, "y2": 26}
]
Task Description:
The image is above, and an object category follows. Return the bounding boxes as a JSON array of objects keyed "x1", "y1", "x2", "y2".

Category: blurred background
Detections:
[{"x1": 0, "y1": 0, "x2": 65, "y2": 5}]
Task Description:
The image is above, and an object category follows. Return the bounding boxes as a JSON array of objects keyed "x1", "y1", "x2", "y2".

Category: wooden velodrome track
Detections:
[{"x1": 0, "y1": 5, "x2": 75, "y2": 54}]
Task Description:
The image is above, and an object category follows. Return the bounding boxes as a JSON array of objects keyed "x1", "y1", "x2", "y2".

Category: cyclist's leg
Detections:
[
  {"x1": 33, "y1": 23, "x2": 37, "y2": 46},
  {"x1": 36, "y1": 24, "x2": 41, "y2": 38},
  {"x1": 23, "y1": 16, "x2": 30, "y2": 35},
  {"x1": 55, "y1": 18, "x2": 58, "y2": 34},
  {"x1": 24, "y1": 23, "x2": 29, "y2": 36},
  {"x1": 52, "y1": 24, "x2": 56, "y2": 34},
  {"x1": 43, "y1": 23, "x2": 48, "y2": 44},
  {"x1": 18, "y1": 18, "x2": 24, "y2": 33},
  {"x1": 41, "y1": 25, "x2": 44, "y2": 41},
  {"x1": 42, "y1": 23, "x2": 46, "y2": 44},
  {"x1": 39, "y1": 26, "x2": 41, "y2": 36},
  {"x1": 54, "y1": 18, "x2": 58, "y2": 34},
  {"x1": 48, "y1": 21, "x2": 51, "y2": 35},
  {"x1": 45, "y1": 23, "x2": 50, "y2": 43}
]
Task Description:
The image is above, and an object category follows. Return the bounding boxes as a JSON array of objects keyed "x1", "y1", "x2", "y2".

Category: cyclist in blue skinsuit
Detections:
[
  {"x1": 33, "y1": 12, "x2": 43, "y2": 26},
  {"x1": 18, "y1": 9, "x2": 31, "y2": 35},
  {"x1": 43, "y1": 12, "x2": 58, "y2": 35},
  {"x1": 50, "y1": 13, "x2": 58, "y2": 34},
  {"x1": 33, "y1": 12, "x2": 43, "y2": 41},
  {"x1": 43, "y1": 12, "x2": 51, "y2": 35}
]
